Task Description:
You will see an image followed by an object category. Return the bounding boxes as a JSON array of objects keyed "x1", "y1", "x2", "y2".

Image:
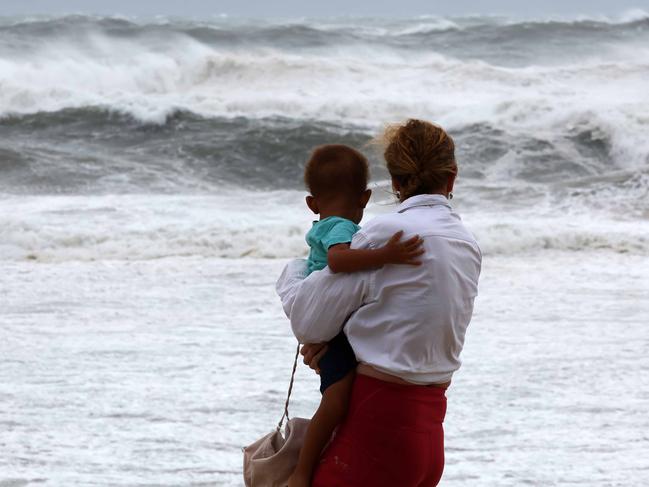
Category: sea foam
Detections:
[{"x1": 1, "y1": 193, "x2": 648, "y2": 262}]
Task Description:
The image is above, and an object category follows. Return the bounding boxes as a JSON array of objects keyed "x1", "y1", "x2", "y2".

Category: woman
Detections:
[{"x1": 276, "y1": 119, "x2": 482, "y2": 486}]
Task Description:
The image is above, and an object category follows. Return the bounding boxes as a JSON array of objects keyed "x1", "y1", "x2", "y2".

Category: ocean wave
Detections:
[
  {"x1": 1, "y1": 109, "x2": 648, "y2": 204},
  {"x1": 0, "y1": 39, "x2": 647, "y2": 126},
  {"x1": 1, "y1": 11, "x2": 647, "y2": 34},
  {"x1": 1, "y1": 12, "x2": 647, "y2": 131},
  {"x1": 542, "y1": 9, "x2": 649, "y2": 25},
  {"x1": 1, "y1": 14, "x2": 647, "y2": 203},
  {"x1": 2, "y1": 109, "x2": 648, "y2": 198},
  {"x1": 0, "y1": 113, "x2": 376, "y2": 194},
  {"x1": 1, "y1": 194, "x2": 648, "y2": 263},
  {"x1": 470, "y1": 216, "x2": 649, "y2": 256}
]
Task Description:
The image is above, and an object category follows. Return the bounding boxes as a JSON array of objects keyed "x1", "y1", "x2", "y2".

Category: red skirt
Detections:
[{"x1": 312, "y1": 373, "x2": 448, "y2": 487}]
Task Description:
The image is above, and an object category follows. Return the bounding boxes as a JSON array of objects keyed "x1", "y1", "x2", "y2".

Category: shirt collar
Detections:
[{"x1": 396, "y1": 194, "x2": 451, "y2": 213}]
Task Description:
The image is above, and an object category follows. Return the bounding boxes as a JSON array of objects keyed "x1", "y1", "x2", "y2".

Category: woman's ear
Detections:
[
  {"x1": 360, "y1": 189, "x2": 372, "y2": 208},
  {"x1": 305, "y1": 195, "x2": 319, "y2": 214},
  {"x1": 446, "y1": 172, "x2": 457, "y2": 196},
  {"x1": 391, "y1": 178, "x2": 402, "y2": 198}
]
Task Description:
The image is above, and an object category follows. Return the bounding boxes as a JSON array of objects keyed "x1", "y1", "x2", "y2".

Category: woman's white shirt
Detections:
[{"x1": 276, "y1": 194, "x2": 482, "y2": 385}]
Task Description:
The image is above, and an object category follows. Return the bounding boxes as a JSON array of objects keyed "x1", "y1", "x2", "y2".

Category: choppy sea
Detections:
[{"x1": 1, "y1": 11, "x2": 648, "y2": 486}]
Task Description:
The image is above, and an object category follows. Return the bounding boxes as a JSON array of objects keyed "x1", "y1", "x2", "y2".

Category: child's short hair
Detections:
[{"x1": 304, "y1": 144, "x2": 369, "y2": 199}]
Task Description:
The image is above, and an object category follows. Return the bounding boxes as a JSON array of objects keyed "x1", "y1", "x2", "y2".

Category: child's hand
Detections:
[
  {"x1": 383, "y1": 231, "x2": 425, "y2": 266},
  {"x1": 300, "y1": 343, "x2": 328, "y2": 373}
]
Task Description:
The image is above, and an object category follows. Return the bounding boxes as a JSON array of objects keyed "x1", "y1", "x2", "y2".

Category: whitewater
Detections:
[{"x1": 1, "y1": 13, "x2": 649, "y2": 487}]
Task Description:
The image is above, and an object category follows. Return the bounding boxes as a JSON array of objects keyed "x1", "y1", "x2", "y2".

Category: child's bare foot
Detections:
[{"x1": 288, "y1": 471, "x2": 311, "y2": 487}]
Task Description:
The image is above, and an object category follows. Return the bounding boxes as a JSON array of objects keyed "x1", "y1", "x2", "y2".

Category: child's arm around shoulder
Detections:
[{"x1": 327, "y1": 231, "x2": 424, "y2": 273}]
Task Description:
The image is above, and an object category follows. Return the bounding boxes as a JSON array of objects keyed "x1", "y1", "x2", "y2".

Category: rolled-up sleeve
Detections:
[{"x1": 276, "y1": 259, "x2": 370, "y2": 343}]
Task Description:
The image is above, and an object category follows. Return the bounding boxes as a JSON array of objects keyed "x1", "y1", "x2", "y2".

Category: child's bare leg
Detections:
[{"x1": 288, "y1": 371, "x2": 355, "y2": 487}]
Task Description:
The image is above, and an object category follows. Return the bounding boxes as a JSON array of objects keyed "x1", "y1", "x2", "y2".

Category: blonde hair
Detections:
[{"x1": 381, "y1": 119, "x2": 456, "y2": 202}]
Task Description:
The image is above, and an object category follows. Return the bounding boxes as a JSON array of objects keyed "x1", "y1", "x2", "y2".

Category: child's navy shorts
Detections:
[{"x1": 318, "y1": 331, "x2": 357, "y2": 394}]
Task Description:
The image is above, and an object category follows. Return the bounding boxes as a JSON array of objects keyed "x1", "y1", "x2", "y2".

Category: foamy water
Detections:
[
  {"x1": 2, "y1": 254, "x2": 648, "y2": 486},
  {"x1": 2, "y1": 191, "x2": 649, "y2": 262}
]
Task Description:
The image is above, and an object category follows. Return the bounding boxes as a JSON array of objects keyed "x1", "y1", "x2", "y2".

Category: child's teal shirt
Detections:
[{"x1": 306, "y1": 216, "x2": 361, "y2": 275}]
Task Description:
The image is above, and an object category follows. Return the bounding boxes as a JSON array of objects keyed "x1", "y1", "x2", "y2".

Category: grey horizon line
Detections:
[{"x1": 0, "y1": 10, "x2": 640, "y2": 20}]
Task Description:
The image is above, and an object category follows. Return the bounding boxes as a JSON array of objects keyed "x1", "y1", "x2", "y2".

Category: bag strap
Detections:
[{"x1": 277, "y1": 342, "x2": 301, "y2": 431}]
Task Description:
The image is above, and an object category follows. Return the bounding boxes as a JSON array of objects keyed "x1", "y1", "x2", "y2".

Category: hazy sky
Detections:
[{"x1": 0, "y1": 0, "x2": 647, "y2": 18}]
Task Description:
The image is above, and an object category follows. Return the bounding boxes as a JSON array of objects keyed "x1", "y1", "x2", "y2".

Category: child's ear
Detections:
[
  {"x1": 360, "y1": 189, "x2": 372, "y2": 208},
  {"x1": 306, "y1": 195, "x2": 319, "y2": 214}
]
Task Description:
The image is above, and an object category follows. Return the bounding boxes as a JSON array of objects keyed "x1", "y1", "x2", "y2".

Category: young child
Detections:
[{"x1": 288, "y1": 144, "x2": 424, "y2": 487}]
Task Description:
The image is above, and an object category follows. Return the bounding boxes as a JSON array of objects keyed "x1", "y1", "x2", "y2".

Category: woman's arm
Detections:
[
  {"x1": 327, "y1": 231, "x2": 423, "y2": 273},
  {"x1": 276, "y1": 259, "x2": 370, "y2": 343}
]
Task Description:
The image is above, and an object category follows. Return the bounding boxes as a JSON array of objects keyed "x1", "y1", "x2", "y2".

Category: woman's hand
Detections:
[
  {"x1": 300, "y1": 343, "x2": 328, "y2": 373},
  {"x1": 382, "y1": 231, "x2": 425, "y2": 265}
]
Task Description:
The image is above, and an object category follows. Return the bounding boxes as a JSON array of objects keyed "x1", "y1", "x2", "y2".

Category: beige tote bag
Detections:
[{"x1": 243, "y1": 343, "x2": 310, "y2": 487}]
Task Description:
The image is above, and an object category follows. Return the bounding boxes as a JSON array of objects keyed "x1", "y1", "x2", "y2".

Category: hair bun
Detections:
[{"x1": 381, "y1": 119, "x2": 456, "y2": 201}]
